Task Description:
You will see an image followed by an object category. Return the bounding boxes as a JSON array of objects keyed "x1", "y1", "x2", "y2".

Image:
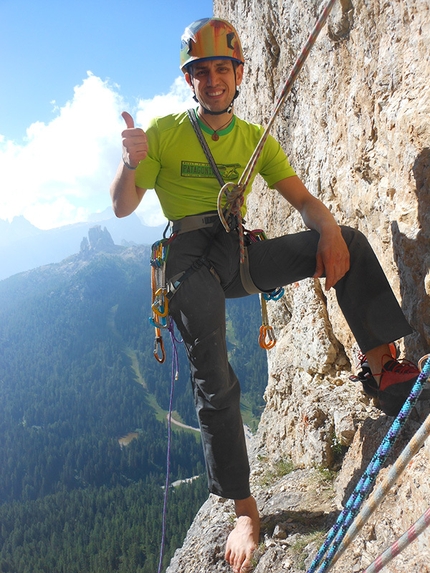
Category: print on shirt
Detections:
[{"x1": 181, "y1": 161, "x2": 241, "y2": 181}]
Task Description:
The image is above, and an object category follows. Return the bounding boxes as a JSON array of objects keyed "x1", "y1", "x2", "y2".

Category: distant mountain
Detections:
[
  {"x1": 0, "y1": 226, "x2": 266, "y2": 571},
  {"x1": 0, "y1": 211, "x2": 166, "y2": 281},
  {"x1": 0, "y1": 215, "x2": 40, "y2": 244},
  {"x1": 0, "y1": 228, "x2": 208, "y2": 571}
]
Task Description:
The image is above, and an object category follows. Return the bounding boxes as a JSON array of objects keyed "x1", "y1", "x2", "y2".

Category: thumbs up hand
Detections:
[{"x1": 121, "y1": 111, "x2": 148, "y2": 169}]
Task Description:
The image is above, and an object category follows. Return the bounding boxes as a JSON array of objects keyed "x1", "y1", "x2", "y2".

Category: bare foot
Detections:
[{"x1": 225, "y1": 496, "x2": 260, "y2": 572}]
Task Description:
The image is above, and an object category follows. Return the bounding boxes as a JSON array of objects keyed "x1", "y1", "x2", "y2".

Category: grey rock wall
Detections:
[{"x1": 167, "y1": 1, "x2": 430, "y2": 571}]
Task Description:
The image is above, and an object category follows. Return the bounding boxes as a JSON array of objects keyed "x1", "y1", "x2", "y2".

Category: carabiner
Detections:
[
  {"x1": 149, "y1": 316, "x2": 168, "y2": 330},
  {"x1": 418, "y1": 353, "x2": 430, "y2": 372},
  {"x1": 153, "y1": 332, "x2": 166, "y2": 364},
  {"x1": 217, "y1": 182, "x2": 244, "y2": 232},
  {"x1": 151, "y1": 288, "x2": 169, "y2": 318},
  {"x1": 263, "y1": 287, "x2": 285, "y2": 302},
  {"x1": 259, "y1": 325, "x2": 276, "y2": 350}
]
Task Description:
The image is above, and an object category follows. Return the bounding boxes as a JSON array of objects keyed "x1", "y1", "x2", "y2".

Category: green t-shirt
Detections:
[{"x1": 135, "y1": 110, "x2": 296, "y2": 221}]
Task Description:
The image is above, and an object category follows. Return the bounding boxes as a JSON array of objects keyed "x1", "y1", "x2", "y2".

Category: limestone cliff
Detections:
[{"x1": 167, "y1": 2, "x2": 430, "y2": 572}]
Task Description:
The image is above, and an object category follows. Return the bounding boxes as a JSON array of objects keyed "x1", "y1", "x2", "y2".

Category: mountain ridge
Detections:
[{"x1": 0, "y1": 211, "x2": 166, "y2": 281}]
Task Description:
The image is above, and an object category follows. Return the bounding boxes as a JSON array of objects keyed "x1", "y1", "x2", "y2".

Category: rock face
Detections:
[{"x1": 167, "y1": 2, "x2": 430, "y2": 572}]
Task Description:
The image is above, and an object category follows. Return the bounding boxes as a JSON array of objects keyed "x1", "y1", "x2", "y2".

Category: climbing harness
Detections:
[
  {"x1": 150, "y1": 0, "x2": 338, "y2": 357},
  {"x1": 163, "y1": 111, "x2": 282, "y2": 350},
  {"x1": 306, "y1": 354, "x2": 430, "y2": 573},
  {"x1": 170, "y1": 213, "x2": 219, "y2": 234},
  {"x1": 362, "y1": 506, "x2": 430, "y2": 573},
  {"x1": 216, "y1": 0, "x2": 339, "y2": 263}
]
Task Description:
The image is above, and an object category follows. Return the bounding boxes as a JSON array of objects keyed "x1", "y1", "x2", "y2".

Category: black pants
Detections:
[{"x1": 166, "y1": 224, "x2": 412, "y2": 499}]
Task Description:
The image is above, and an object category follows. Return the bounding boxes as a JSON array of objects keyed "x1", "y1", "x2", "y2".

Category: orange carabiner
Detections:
[
  {"x1": 153, "y1": 330, "x2": 166, "y2": 364},
  {"x1": 259, "y1": 325, "x2": 276, "y2": 350}
]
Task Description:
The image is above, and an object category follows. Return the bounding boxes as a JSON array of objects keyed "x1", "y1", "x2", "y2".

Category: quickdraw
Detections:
[
  {"x1": 150, "y1": 239, "x2": 171, "y2": 363},
  {"x1": 245, "y1": 228, "x2": 284, "y2": 350},
  {"x1": 259, "y1": 295, "x2": 276, "y2": 350},
  {"x1": 153, "y1": 328, "x2": 165, "y2": 364}
]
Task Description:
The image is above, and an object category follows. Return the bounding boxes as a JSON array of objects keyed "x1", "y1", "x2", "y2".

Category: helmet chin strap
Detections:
[{"x1": 193, "y1": 89, "x2": 240, "y2": 115}]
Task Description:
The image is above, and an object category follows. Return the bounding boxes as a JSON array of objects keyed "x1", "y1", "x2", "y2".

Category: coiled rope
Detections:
[
  {"x1": 217, "y1": 0, "x2": 339, "y2": 262},
  {"x1": 306, "y1": 355, "x2": 430, "y2": 573}
]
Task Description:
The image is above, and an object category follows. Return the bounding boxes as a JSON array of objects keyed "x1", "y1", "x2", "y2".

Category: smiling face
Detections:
[{"x1": 185, "y1": 59, "x2": 243, "y2": 116}]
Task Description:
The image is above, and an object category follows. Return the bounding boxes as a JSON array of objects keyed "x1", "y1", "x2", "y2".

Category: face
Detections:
[{"x1": 185, "y1": 59, "x2": 243, "y2": 114}]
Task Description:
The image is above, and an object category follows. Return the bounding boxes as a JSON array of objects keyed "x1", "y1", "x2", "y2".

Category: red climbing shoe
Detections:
[
  {"x1": 377, "y1": 359, "x2": 422, "y2": 416},
  {"x1": 350, "y1": 345, "x2": 398, "y2": 401},
  {"x1": 350, "y1": 349, "x2": 430, "y2": 416}
]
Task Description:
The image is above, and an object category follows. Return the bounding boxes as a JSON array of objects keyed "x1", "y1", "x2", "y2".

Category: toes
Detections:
[{"x1": 240, "y1": 557, "x2": 254, "y2": 573}]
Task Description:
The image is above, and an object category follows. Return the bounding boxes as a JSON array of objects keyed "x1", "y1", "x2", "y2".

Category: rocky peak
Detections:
[{"x1": 80, "y1": 225, "x2": 116, "y2": 254}]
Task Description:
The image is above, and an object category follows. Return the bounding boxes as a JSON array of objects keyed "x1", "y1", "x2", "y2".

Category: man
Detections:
[{"x1": 110, "y1": 18, "x2": 423, "y2": 573}]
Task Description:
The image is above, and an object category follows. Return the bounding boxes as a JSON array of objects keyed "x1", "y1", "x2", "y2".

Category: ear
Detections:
[
  {"x1": 235, "y1": 63, "x2": 244, "y2": 86},
  {"x1": 184, "y1": 71, "x2": 193, "y2": 88}
]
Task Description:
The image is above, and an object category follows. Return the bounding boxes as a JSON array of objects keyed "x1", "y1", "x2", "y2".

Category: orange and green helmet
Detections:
[{"x1": 180, "y1": 18, "x2": 244, "y2": 72}]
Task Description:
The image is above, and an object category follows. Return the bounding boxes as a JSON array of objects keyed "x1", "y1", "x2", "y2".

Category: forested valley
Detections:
[{"x1": 0, "y1": 230, "x2": 268, "y2": 572}]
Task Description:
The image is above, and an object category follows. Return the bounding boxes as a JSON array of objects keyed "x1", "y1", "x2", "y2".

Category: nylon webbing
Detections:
[{"x1": 187, "y1": 108, "x2": 226, "y2": 187}]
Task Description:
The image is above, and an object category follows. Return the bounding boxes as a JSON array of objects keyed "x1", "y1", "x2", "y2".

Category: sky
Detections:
[{"x1": 0, "y1": 0, "x2": 213, "y2": 229}]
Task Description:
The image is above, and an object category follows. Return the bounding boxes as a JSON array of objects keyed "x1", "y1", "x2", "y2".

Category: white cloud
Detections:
[
  {"x1": 0, "y1": 72, "x2": 195, "y2": 230},
  {"x1": 135, "y1": 76, "x2": 195, "y2": 130}
]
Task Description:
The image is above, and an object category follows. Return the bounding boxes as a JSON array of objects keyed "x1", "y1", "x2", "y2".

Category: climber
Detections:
[{"x1": 110, "y1": 17, "x2": 424, "y2": 573}]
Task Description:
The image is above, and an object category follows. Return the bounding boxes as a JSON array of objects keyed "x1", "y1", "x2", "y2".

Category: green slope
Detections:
[{"x1": 0, "y1": 239, "x2": 268, "y2": 571}]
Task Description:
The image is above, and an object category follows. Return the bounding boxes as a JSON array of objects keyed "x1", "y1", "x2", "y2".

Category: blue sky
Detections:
[{"x1": 0, "y1": 0, "x2": 213, "y2": 228}]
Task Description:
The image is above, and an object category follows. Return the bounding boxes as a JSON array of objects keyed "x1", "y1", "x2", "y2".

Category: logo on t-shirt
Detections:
[{"x1": 181, "y1": 161, "x2": 240, "y2": 181}]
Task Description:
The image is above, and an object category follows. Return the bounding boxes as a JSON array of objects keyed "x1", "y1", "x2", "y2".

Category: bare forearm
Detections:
[
  {"x1": 274, "y1": 175, "x2": 349, "y2": 289},
  {"x1": 274, "y1": 176, "x2": 340, "y2": 234},
  {"x1": 110, "y1": 162, "x2": 146, "y2": 218},
  {"x1": 300, "y1": 196, "x2": 341, "y2": 235},
  {"x1": 300, "y1": 195, "x2": 349, "y2": 289},
  {"x1": 110, "y1": 111, "x2": 149, "y2": 218}
]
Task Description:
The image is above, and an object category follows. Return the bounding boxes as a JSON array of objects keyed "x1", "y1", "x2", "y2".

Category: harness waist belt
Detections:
[{"x1": 170, "y1": 213, "x2": 219, "y2": 234}]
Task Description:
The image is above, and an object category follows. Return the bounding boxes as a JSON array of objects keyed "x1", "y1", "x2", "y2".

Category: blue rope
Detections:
[
  {"x1": 157, "y1": 322, "x2": 181, "y2": 573},
  {"x1": 307, "y1": 356, "x2": 430, "y2": 573}
]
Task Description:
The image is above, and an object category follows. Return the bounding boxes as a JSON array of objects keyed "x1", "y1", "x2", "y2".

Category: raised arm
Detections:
[
  {"x1": 274, "y1": 175, "x2": 350, "y2": 290},
  {"x1": 110, "y1": 112, "x2": 148, "y2": 218}
]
